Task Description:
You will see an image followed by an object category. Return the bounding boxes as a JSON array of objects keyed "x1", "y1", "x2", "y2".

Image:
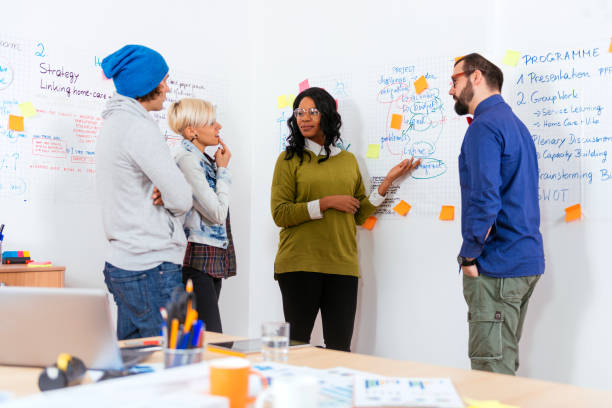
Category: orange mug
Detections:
[{"x1": 209, "y1": 357, "x2": 268, "y2": 408}]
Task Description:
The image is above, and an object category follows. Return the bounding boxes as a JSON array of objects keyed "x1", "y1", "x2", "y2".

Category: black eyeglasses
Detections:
[{"x1": 293, "y1": 108, "x2": 321, "y2": 119}]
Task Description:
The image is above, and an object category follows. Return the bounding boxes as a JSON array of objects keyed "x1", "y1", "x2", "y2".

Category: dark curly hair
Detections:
[{"x1": 285, "y1": 87, "x2": 342, "y2": 164}]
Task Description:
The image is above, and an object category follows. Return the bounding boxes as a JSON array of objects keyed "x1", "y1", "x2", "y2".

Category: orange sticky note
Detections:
[
  {"x1": 454, "y1": 55, "x2": 465, "y2": 63},
  {"x1": 565, "y1": 204, "x2": 581, "y2": 222},
  {"x1": 609, "y1": 37, "x2": 612, "y2": 53},
  {"x1": 439, "y1": 205, "x2": 455, "y2": 221},
  {"x1": 362, "y1": 216, "x2": 377, "y2": 230},
  {"x1": 8, "y1": 115, "x2": 24, "y2": 131},
  {"x1": 393, "y1": 200, "x2": 411, "y2": 216},
  {"x1": 390, "y1": 113, "x2": 403, "y2": 130},
  {"x1": 414, "y1": 76, "x2": 428, "y2": 94}
]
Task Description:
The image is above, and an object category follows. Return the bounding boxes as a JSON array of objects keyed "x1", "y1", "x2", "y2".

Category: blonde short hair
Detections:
[{"x1": 167, "y1": 98, "x2": 216, "y2": 136}]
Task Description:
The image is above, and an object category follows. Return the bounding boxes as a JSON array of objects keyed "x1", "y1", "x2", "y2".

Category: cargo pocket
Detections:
[
  {"x1": 467, "y1": 310, "x2": 503, "y2": 361},
  {"x1": 110, "y1": 271, "x2": 150, "y2": 318}
]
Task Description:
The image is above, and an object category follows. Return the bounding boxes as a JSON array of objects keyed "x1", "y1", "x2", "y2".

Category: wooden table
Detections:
[
  {"x1": 0, "y1": 265, "x2": 65, "y2": 287},
  {"x1": 2, "y1": 332, "x2": 611, "y2": 407}
]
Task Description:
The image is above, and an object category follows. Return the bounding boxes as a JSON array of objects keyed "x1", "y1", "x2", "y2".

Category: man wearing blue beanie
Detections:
[{"x1": 96, "y1": 45, "x2": 192, "y2": 339}]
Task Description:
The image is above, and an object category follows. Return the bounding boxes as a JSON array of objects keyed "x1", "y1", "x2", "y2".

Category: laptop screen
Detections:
[{"x1": 0, "y1": 287, "x2": 123, "y2": 370}]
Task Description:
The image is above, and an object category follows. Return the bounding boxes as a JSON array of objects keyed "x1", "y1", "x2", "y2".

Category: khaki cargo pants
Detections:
[{"x1": 463, "y1": 273, "x2": 541, "y2": 375}]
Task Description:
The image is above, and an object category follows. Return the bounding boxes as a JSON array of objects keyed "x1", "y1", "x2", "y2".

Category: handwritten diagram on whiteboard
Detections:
[
  {"x1": 367, "y1": 59, "x2": 465, "y2": 217},
  {"x1": 0, "y1": 33, "x2": 227, "y2": 204}
]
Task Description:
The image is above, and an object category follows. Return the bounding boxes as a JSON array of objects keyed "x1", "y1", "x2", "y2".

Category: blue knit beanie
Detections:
[{"x1": 102, "y1": 45, "x2": 169, "y2": 98}]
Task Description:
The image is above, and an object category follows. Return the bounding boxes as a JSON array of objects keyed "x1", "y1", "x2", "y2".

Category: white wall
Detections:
[{"x1": 2, "y1": 0, "x2": 612, "y2": 392}]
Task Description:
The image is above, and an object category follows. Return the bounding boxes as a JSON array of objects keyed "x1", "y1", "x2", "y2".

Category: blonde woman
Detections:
[{"x1": 168, "y1": 98, "x2": 235, "y2": 333}]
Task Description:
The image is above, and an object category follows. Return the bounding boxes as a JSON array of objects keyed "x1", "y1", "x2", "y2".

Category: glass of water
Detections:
[{"x1": 261, "y1": 321, "x2": 290, "y2": 362}]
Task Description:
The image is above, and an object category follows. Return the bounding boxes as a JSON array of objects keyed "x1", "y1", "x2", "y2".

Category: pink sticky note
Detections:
[{"x1": 299, "y1": 79, "x2": 310, "y2": 92}]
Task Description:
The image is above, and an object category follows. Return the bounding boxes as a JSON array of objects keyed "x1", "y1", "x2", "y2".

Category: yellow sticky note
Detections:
[
  {"x1": 393, "y1": 200, "x2": 411, "y2": 216},
  {"x1": 366, "y1": 144, "x2": 380, "y2": 159},
  {"x1": 19, "y1": 102, "x2": 37, "y2": 118},
  {"x1": 288, "y1": 94, "x2": 296, "y2": 107},
  {"x1": 277, "y1": 94, "x2": 289, "y2": 109},
  {"x1": 454, "y1": 55, "x2": 465, "y2": 63},
  {"x1": 609, "y1": 37, "x2": 612, "y2": 53},
  {"x1": 8, "y1": 115, "x2": 24, "y2": 131},
  {"x1": 414, "y1": 75, "x2": 428, "y2": 94},
  {"x1": 362, "y1": 216, "x2": 377, "y2": 230},
  {"x1": 390, "y1": 113, "x2": 403, "y2": 130},
  {"x1": 565, "y1": 203, "x2": 581, "y2": 222},
  {"x1": 502, "y1": 50, "x2": 521, "y2": 67},
  {"x1": 439, "y1": 205, "x2": 455, "y2": 221}
]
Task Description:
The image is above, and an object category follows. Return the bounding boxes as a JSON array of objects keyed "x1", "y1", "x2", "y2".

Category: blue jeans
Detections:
[{"x1": 103, "y1": 262, "x2": 183, "y2": 340}]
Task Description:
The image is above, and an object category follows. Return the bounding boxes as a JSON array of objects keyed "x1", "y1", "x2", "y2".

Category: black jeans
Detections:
[
  {"x1": 182, "y1": 266, "x2": 223, "y2": 333},
  {"x1": 277, "y1": 271, "x2": 358, "y2": 352}
]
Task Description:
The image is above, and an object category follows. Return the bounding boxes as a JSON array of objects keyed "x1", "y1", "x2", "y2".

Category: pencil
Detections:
[
  {"x1": 169, "y1": 318, "x2": 179, "y2": 349},
  {"x1": 186, "y1": 279, "x2": 193, "y2": 314}
]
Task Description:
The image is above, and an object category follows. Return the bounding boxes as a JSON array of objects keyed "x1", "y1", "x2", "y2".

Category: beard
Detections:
[{"x1": 453, "y1": 80, "x2": 474, "y2": 115}]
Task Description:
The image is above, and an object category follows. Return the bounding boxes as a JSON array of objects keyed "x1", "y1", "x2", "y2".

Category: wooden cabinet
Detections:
[{"x1": 0, "y1": 265, "x2": 65, "y2": 287}]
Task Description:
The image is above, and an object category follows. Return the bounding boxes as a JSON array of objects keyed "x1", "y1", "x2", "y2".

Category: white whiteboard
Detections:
[
  {"x1": 504, "y1": 43, "x2": 612, "y2": 220},
  {"x1": 0, "y1": 34, "x2": 228, "y2": 204}
]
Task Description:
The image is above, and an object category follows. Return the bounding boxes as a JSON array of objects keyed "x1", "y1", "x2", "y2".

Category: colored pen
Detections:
[
  {"x1": 191, "y1": 320, "x2": 203, "y2": 348},
  {"x1": 186, "y1": 279, "x2": 194, "y2": 314},
  {"x1": 197, "y1": 324, "x2": 205, "y2": 348},
  {"x1": 169, "y1": 318, "x2": 179, "y2": 349},
  {"x1": 160, "y1": 307, "x2": 168, "y2": 346},
  {"x1": 178, "y1": 309, "x2": 198, "y2": 349},
  {"x1": 183, "y1": 309, "x2": 198, "y2": 334},
  {"x1": 176, "y1": 324, "x2": 185, "y2": 349},
  {"x1": 122, "y1": 338, "x2": 162, "y2": 348}
]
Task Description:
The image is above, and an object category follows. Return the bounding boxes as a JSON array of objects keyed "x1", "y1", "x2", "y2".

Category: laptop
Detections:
[{"x1": 0, "y1": 286, "x2": 125, "y2": 370}]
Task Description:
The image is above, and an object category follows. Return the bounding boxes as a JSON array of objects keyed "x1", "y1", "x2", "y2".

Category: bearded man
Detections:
[{"x1": 449, "y1": 53, "x2": 545, "y2": 375}]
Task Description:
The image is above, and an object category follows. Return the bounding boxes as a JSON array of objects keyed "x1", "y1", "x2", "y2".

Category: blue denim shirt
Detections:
[
  {"x1": 459, "y1": 95, "x2": 545, "y2": 278},
  {"x1": 175, "y1": 140, "x2": 232, "y2": 249}
]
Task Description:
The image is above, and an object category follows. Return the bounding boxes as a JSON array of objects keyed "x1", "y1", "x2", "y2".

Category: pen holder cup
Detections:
[{"x1": 163, "y1": 347, "x2": 203, "y2": 369}]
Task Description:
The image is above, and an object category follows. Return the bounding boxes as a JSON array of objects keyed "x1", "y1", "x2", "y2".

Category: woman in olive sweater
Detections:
[{"x1": 271, "y1": 87, "x2": 420, "y2": 351}]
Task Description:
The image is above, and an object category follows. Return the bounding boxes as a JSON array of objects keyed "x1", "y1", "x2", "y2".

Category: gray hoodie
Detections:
[{"x1": 96, "y1": 93, "x2": 192, "y2": 270}]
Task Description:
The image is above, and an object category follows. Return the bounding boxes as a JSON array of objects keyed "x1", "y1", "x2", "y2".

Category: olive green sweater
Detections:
[{"x1": 271, "y1": 150, "x2": 377, "y2": 277}]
